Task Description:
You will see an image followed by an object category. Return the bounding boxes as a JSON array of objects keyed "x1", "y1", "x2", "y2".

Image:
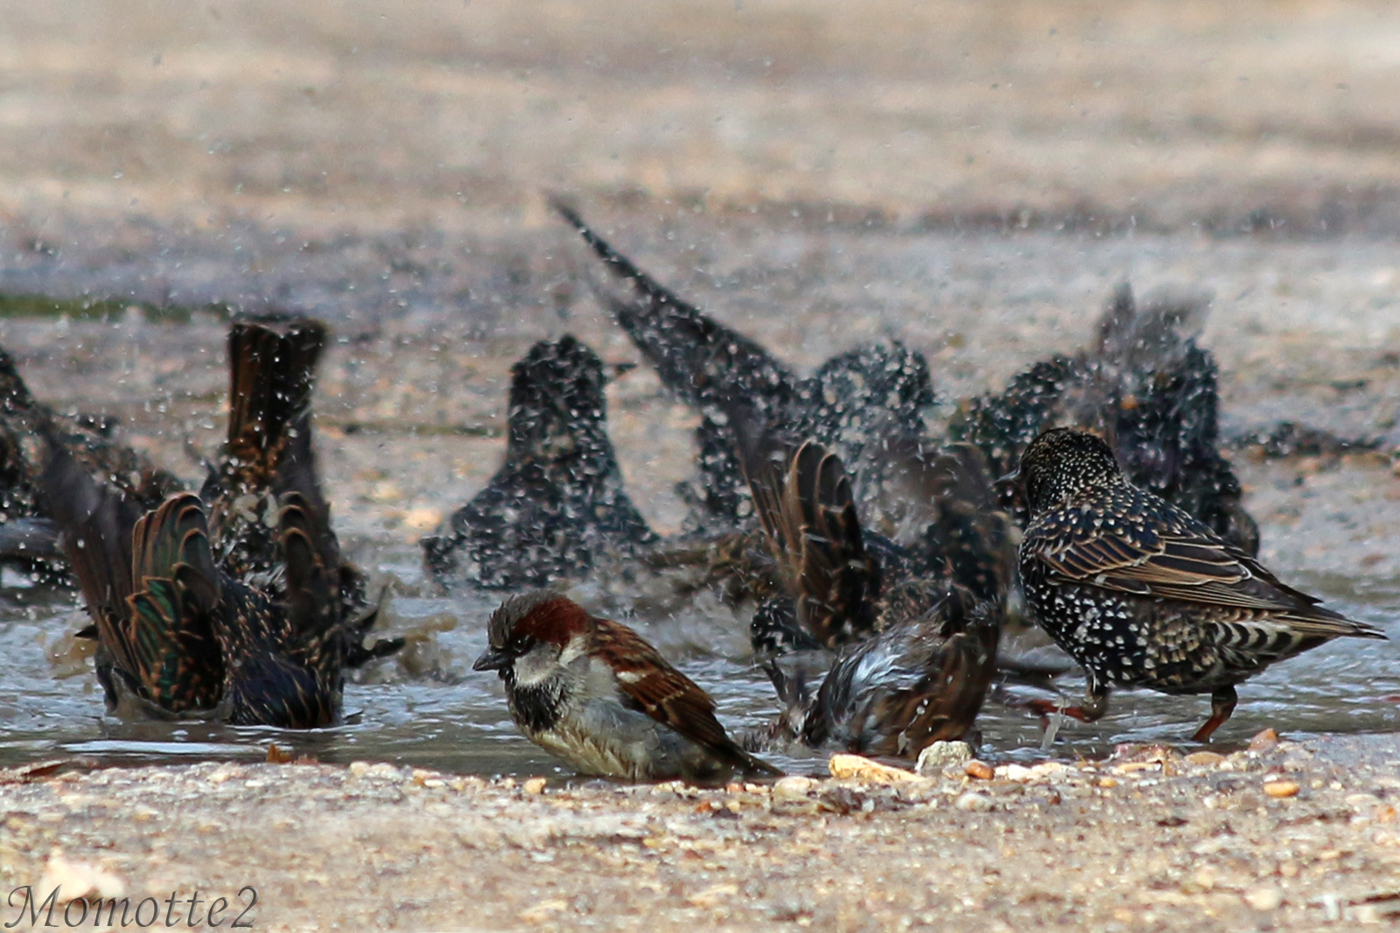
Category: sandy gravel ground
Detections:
[
  {"x1": 3, "y1": 2, "x2": 1400, "y2": 931},
  {"x1": 2, "y1": 736, "x2": 1399, "y2": 932}
]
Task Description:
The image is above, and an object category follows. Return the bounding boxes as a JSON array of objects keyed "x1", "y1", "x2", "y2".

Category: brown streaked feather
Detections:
[
  {"x1": 737, "y1": 434, "x2": 879, "y2": 646},
  {"x1": 130, "y1": 494, "x2": 221, "y2": 614},
  {"x1": 590, "y1": 617, "x2": 778, "y2": 775},
  {"x1": 858, "y1": 628, "x2": 995, "y2": 756},
  {"x1": 1028, "y1": 489, "x2": 1372, "y2": 635},
  {"x1": 119, "y1": 493, "x2": 225, "y2": 711},
  {"x1": 278, "y1": 493, "x2": 338, "y2": 645},
  {"x1": 590, "y1": 617, "x2": 733, "y2": 753}
]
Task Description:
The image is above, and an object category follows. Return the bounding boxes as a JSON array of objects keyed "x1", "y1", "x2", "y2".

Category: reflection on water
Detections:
[{"x1": 2, "y1": 564, "x2": 1396, "y2": 777}]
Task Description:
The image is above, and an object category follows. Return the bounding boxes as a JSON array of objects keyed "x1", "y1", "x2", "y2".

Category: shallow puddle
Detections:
[{"x1": 3, "y1": 550, "x2": 1395, "y2": 777}]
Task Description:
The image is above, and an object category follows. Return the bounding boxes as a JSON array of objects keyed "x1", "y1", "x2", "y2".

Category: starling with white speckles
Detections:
[
  {"x1": 1016, "y1": 427, "x2": 1387, "y2": 742},
  {"x1": 952, "y1": 283, "x2": 1259, "y2": 555},
  {"x1": 550, "y1": 198, "x2": 935, "y2": 533},
  {"x1": 422, "y1": 335, "x2": 657, "y2": 589}
]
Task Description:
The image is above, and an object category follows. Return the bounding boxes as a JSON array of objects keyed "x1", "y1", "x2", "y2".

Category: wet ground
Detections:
[{"x1": 2, "y1": 0, "x2": 1400, "y2": 929}]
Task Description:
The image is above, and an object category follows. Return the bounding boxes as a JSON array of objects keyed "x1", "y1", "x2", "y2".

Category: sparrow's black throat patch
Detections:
[{"x1": 508, "y1": 677, "x2": 568, "y2": 735}]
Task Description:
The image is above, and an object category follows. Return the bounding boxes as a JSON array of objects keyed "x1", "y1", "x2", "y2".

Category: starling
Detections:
[
  {"x1": 0, "y1": 343, "x2": 183, "y2": 583},
  {"x1": 202, "y1": 315, "x2": 402, "y2": 673},
  {"x1": 739, "y1": 430, "x2": 1004, "y2": 758},
  {"x1": 550, "y1": 198, "x2": 935, "y2": 532},
  {"x1": 952, "y1": 283, "x2": 1259, "y2": 555},
  {"x1": 1015, "y1": 428, "x2": 1387, "y2": 742},
  {"x1": 423, "y1": 335, "x2": 657, "y2": 590},
  {"x1": 42, "y1": 315, "x2": 400, "y2": 728}
]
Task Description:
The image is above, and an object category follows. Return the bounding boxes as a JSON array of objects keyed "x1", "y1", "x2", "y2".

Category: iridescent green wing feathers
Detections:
[{"x1": 124, "y1": 493, "x2": 225, "y2": 711}]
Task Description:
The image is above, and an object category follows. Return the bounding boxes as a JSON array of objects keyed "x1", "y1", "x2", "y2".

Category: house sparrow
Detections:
[
  {"x1": 1015, "y1": 427, "x2": 1386, "y2": 742},
  {"x1": 473, "y1": 591, "x2": 780, "y2": 783}
]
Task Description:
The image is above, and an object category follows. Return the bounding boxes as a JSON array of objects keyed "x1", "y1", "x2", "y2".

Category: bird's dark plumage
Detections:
[
  {"x1": 44, "y1": 315, "x2": 399, "y2": 728},
  {"x1": 952, "y1": 283, "x2": 1259, "y2": 555},
  {"x1": 1016, "y1": 428, "x2": 1386, "y2": 742},
  {"x1": 551, "y1": 199, "x2": 936, "y2": 532},
  {"x1": 0, "y1": 343, "x2": 183, "y2": 583},
  {"x1": 740, "y1": 434, "x2": 1003, "y2": 758},
  {"x1": 423, "y1": 335, "x2": 656, "y2": 589}
]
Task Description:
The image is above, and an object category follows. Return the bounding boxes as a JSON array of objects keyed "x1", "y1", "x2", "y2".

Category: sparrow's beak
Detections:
[{"x1": 472, "y1": 647, "x2": 512, "y2": 672}]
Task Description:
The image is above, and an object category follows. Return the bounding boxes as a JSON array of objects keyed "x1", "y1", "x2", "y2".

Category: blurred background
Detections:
[{"x1": 4, "y1": 1, "x2": 1400, "y2": 240}]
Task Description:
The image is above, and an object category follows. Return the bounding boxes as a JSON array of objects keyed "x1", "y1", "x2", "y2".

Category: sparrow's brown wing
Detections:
[
  {"x1": 735, "y1": 431, "x2": 878, "y2": 647},
  {"x1": 590, "y1": 617, "x2": 731, "y2": 748},
  {"x1": 1025, "y1": 487, "x2": 1384, "y2": 639},
  {"x1": 591, "y1": 617, "x2": 778, "y2": 774}
]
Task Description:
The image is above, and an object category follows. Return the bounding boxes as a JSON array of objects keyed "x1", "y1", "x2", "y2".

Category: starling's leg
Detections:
[
  {"x1": 1026, "y1": 675, "x2": 1111, "y2": 723},
  {"x1": 1191, "y1": 685, "x2": 1238, "y2": 743}
]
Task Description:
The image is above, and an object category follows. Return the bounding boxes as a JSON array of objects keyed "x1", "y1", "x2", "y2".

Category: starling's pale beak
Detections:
[
  {"x1": 607, "y1": 361, "x2": 638, "y2": 385},
  {"x1": 472, "y1": 647, "x2": 512, "y2": 672}
]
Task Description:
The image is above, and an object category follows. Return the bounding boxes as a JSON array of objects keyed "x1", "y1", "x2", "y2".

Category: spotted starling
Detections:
[
  {"x1": 1015, "y1": 427, "x2": 1386, "y2": 742},
  {"x1": 952, "y1": 283, "x2": 1259, "y2": 555},
  {"x1": 423, "y1": 335, "x2": 657, "y2": 589},
  {"x1": 550, "y1": 198, "x2": 935, "y2": 533},
  {"x1": 42, "y1": 315, "x2": 400, "y2": 728}
]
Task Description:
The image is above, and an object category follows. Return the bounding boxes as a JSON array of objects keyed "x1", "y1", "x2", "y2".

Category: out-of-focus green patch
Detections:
[
  {"x1": 0, "y1": 293, "x2": 238, "y2": 325},
  {"x1": 327, "y1": 420, "x2": 500, "y2": 438}
]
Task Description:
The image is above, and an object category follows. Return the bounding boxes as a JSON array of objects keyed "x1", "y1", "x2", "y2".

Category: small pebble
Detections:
[
  {"x1": 38, "y1": 853, "x2": 125, "y2": 901},
  {"x1": 773, "y1": 776, "x2": 816, "y2": 800},
  {"x1": 523, "y1": 777, "x2": 547, "y2": 795},
  {"x1": 1243, "y1": 886, "x2": 1283, "y2": 911},
  {"x1": 964, "y1": 760, "x2": 994, "y2": 781},
  {"x1": 915, "y1": 741, "x2": 973, "y2": 776},
  {"x1": 1185, "y1": 751, "x2": 1225, "y2": 767},
  {"x1": 997, "y1": 764, "x2": 1035, "y2": 782},
  {"x1": 828, "y1": 754, "x2": 923, "y2": 784},
  {"x1": 954, "y1": 792, "x2": 993, "y2": 812},
  {"x1": 1263, "y1": 779, "x2": 1300, "y2": 798},
  {"x1": 1248, "y1": 728, "x2": 1280, "y2": 753}
]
